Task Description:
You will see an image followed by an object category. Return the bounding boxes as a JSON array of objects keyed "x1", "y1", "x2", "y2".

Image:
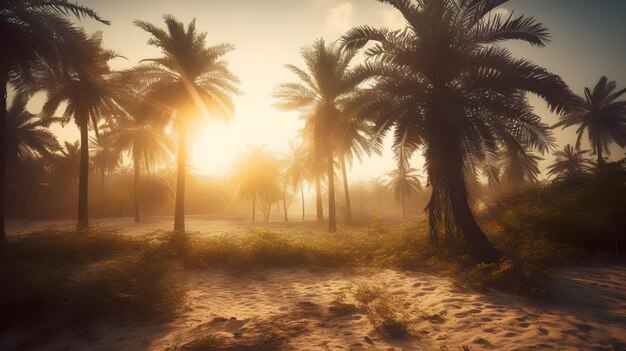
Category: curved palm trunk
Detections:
[
  {"x1": 174, "y1": 129, "x2": 187, "y2": 232},
  {"x1": 426, "y1": 113, "x2": 500, "y2": 263},
  {"x1": 300, "y1": 183, "x2": 305, "y2": 221},
  {"x1": 133, "y1": 155, "x2": 141, "y2": 223},
  {"x1": 327, "y1": 151, "x2": 337, "y2": 232},
  {"x1": 315, "y1": 175, "x2": 323, "y2": 223},
  {"x1": 77, "y1": 120, "x2": 89, "y2": 230},
  {"x1": 0, "y1": 69, "x2": 7, "y2": 239},
  {"x1": 339, "y1": 154, "x2": 352, "y2": 222}
]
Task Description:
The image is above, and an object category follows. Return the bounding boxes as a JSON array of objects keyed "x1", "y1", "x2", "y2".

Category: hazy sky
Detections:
[{"x1": 33, "y1": 0, "x2": 626, "y2": 181}]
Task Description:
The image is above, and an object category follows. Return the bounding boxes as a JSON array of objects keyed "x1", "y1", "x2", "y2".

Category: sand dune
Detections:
[{"x1": 5, "y1": 266, "x2": 624, "y2": 350}]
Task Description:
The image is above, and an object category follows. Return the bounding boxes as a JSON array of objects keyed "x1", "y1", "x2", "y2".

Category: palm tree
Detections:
[
  {"x1": 554, "y1": 76, "x2": 626, "y2": 165},
  {"x1": 127, "y1": 15, "x2": 240, "y2": 232},
  {"x1": 4, "y1": 93, "x2": 61, "y2": 169},
  {"x1": 284, "y1": 141, "x2": 309, "y2": 221},
  {"x1": 274, "y1": 39, "x2": 370, "y2": 232},
  {"x1": 499, "y1": 145, "x2": 543, "y2": 187},
  {"x1": 334, "y1": 117, "x2": 381, "y2": 221},
  {"x1": 232, "y1": 147, "x2": 281, "y2": 222},
  {"x1": 90, "y1": 132, "x2": 120, "y2": 188},
  {"x1": 342, "y1": 0, "x2": 575, "y2": 262},
  {"x1": 386, "y1": 164, "x2": 422, "y2": 218},
  {"x1": 0, "y1": 0, "x2": 108, "y2": 238},
  {"x1": 33, "y1": 31, "x2": 122, "y2": 230},
  {"x1": 114, "y1": 115, "x2": 173, "y2": 222},
  {"x1": 546, "y1": 144, "x2": 595, "y2": 180}
]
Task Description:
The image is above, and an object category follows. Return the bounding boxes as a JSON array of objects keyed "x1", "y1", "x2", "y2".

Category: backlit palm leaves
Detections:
[
  {"x1": 546, "y1": 144, "x2": 595, "y2": 180},
  {"x1": 127, "y1": 15, "x2": 240, "y2": 232},
  {"x1": 555, "y1": 76, "x2": 626, "y2": 165},
  {"x1": 386, "y1": 164, "x2": 422, "y2": 218},
  {"x1": 340, "y1": 0, "x2": 575, "y2": 262}
]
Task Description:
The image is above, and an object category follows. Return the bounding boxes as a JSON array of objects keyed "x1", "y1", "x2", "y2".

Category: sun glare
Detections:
[{"x1": 189, "y1": 119, "x2": 241, "y2": 177}]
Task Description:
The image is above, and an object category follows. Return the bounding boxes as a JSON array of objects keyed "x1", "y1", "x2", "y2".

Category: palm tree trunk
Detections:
[
  {"x1": 300, "y1": 183, "x2": 305, "y2": 221},
  {"x1": 77, "y1": 119, "x2": 89, "y2": 230},
  {"x1": 282, "y1": 183, "x2": 288, "y2": 222},
  {"x1": 402, "y1": 193, "x2": 406, "y2": 218},
  {"x1": 174, "y1": 128, "x2": 187, "y2": 232},
  {"x1": 327, "y1": 151, "x2": 337, "y2": 232},
  {"x1": 0, "y1": 69, "x2": 7, "y2": 240},
  {"x1": 133, "y1": 156, "x2": 141, "y2": 223},
  {"x1": 340, "y1": 154, "x2": 352, "y2": 222},
  {"x1": 597, "y1": 144, "x2": 604, "y2": 166},
  {"x1": 315, "y1": 175, "x2": 323, "y2": 223},
  {"x1": 252, "y1": 195, "x2": 256, "y2": 222}
]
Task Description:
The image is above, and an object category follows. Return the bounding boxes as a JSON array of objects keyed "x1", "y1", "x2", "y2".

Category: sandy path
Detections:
[{"x1": 4, "y1": 266, "x2": 624, "y2": 351}]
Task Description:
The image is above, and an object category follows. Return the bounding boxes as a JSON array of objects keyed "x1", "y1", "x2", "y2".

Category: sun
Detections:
[{"x1": 189, "y1": 120, "x2": 241, "y2": 177}]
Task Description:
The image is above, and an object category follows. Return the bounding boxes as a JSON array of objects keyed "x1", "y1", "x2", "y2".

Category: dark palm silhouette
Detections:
[
  {"x1": 341, "y1": 0, "x2": 575, "y2": 262},
  {"x1": 546, "y1": 144, "x2": 595, "y2": 180},
  {"x1": 275, "y1": 39, "x2": 369, "y2": 232},
  {"x1": 114, "y1": 115, "x2": 173, "y2": 222},
  {"x1": 233, "y1": 147, "x2": 281, "y2": 223},
  {"x1": 5, "y1": 93, "x2": 61, "y2": 169},
  {"x1": 0, "y1": 0, "x2": 107, "y2": 237},
  {"x1": 127, "y1": 15, "x2": 240, "y2": 232},
  {"x1": 90, "y1": 133, "x2": 121, "y2": 188},
  {"x1": 386, "y1": 164, "x2": 422, "y2": 218},
  {"x1": 33, "y1": 32, "x2": 122, "y2": 229},
  {"x1": 554, "y1": 76, "x2": 626, "y2": 165},
  {"x1": 499, "y1": 146, "x2": 543, "y2": 187}
]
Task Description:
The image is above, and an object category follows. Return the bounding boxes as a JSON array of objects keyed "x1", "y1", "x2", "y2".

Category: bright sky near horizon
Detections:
[{"x1": 26, "y1": 0, "x2": 626, "y2": 182}]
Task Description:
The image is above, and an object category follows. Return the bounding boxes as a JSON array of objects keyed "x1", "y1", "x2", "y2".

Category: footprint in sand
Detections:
[
  {"x1": 422, "y1": 286, "x2": 437, "y2": 291},
  {"x1": 504, "y1": 332, "x2": 518, "y2": 337},
  {"x1": 467, "y1": 309, "x2": 481, "y2": 314},
  {"x1": 519, "y1": 322, "x2": 530, "y2": 328}
]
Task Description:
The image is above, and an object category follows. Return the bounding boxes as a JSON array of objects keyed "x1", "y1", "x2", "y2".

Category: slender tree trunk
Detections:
[
  {"x1": 265, "y1": 202, "x2": 271, "y2": 223},
  {"x1": 315, "y1": 175, "x2": 323, "y2": 223},
  {"x1": 0, "y1": 69, "x2": 7, "y2": 240},
  {"x1": 174, "y1": 128, "x2": 187, "y2": 232},
  {"x1": 134, "y1": 156, "x2": 141, "y2": 223},
  {"x1": 77, "y1": 119, "x2": 89, "y2": 230},
  {"x1": 252, "y1": 195, "x2": 256, "y2": 222},
  {"x1": 340, "y1": 154, "x2": 351, "y2": 222},
  {"x1": 300, "y1": 183, "x2": 305, "y2": 221},
  {"x1": 597, "y1": 144, "x2": 604, "y2": 166},
  {"x1": 402, "y1": 193, "x2": 406, "y2": 218},
  {"x1": 282, "y1": 183, "x2": 288, "y2": 222},
  {"x1": 327, "y1": 151, "x2": 337, "y2": 232}
]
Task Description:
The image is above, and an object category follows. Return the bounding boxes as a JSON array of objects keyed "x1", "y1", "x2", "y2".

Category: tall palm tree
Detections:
[
  {"x1": 274, "y1": 38, "x2": 370, "y2": 232},
  {"x1": 114, "y1": 115, "x2": 173, "y2": 222},
  {"x1": 341, "y1": 0, "x2": 575, "y2": 262},
  {"x1": 554, "y1": 76, "x2": 626, "y2": 165},
  {"x1": 90, "y1": 132, "x2": 120, "y2": 188},
  {"x1": 386, "y1": 164, "x2": 422, "y2": 218},
  {"x1": 334, "y1": 117, "x2": 381, "y2": 221},
  {"x1": 499, "y1": 144, "x2": 543, "y2": 187},
  {"x1": 33, "y1": 31, "x2": 122, "y2": 229},
  {"x1": 232, "y1": 147, "x2": 281, "y2": 222},
  {"x1": 0, "y1": 0, "x2": 107, "y2": 238},
  {"x1": 283, "y1": 141, "x2": 308, "y2": 221},
  {"x1": 546, "y1": 144, "x2": 595, "y2": 180},
  {"x1": 127, "y1": 15, "x2": 240, "y2": 232}
]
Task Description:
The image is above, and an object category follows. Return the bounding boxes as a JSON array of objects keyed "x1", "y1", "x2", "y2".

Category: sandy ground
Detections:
[{"x1": 2, "y1": 266, "x2": 625, "y2": 351}]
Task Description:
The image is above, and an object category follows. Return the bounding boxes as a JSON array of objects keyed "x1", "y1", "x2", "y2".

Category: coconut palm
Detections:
[
  {"x1": 554, "y1": 76, "x2": 626, "y2": 165},
  {"x1": 0, "y1": 0, "x2": 107, "y2": 237},
  {"x1": 90, "y1": 133, "x2": 120, "y2": 188},
  {"x1": 283, "y1": 141, "x2": 309, "y2": 221},
  {"x1": 499, "y1": 145, "x2": 543, "y2": 187},
  {"x1": 32, "y1": 31, "x2": 122, "y2": 229},
  {"x1": 127, "y1": 15, "x2": 240, "y2": 232},
  {"x1": 334, "y1": 117, "x2": 382, "y2": 221},
  {"x1": 4, "y1": 93, "x2": 60, "y2": 169},
  {"x1": 114, "y1": 115, "x2": 173, "y2": 222},
  {"x1": 386, "y1": 164, "x2": 422, "y2": 218},
  {"x1": 546, "y1": 144, "x2": 595, "y2": 180},
  {"x1": 274, "y1": 38, "x2": 370, "y2": 232},
  {"x1": 341, "y1": 0, "x2": 576, "y2": 262},
  {"x1": 232, "y1": 147, "x2": 281, "y2": 222}
]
